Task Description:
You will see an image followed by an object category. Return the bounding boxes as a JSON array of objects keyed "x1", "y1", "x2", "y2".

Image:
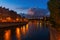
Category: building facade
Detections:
[{"x1": 0, "y1": 7, "x2": 21, "y2": 22}]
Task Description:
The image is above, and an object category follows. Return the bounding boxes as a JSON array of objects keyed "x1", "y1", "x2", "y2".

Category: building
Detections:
[{"x1": 0, "y1": 7, "x2": 21, "y2": 22}]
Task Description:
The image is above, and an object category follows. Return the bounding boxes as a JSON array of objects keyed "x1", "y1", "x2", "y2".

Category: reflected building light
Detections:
[
  {"x1": 34, "y1": 21, "x2": 37, "y2": 26},
  {"x1": 25, "y1": 24, "x2": 29, "y2": 32},
  {"x1": 21, "y1": 27, "x2": 23, "y2": 30},
  {"x1": 40, "y1": 22, "x2": 42, "y2": 28},
  {"x1": 28, "y1": 21, "x2": 32, "y2": 26},
  {"x1": 37, "y1": 21, "x2": 39, "y2": 26},
  {"x1": 16, "y1": 27, "x2": 21, "y2": 40},
  {"x1": 4, "y1": 30, "x2": 11, "y2": 40},
  {"x1": 22, "y1": 26, "x2": 26, "y2": 35}
]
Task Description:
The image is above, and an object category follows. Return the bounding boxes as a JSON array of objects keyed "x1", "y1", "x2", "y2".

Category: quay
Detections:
[{"x1": 0, "y1": 22, "x2": 28, "y2": 28}]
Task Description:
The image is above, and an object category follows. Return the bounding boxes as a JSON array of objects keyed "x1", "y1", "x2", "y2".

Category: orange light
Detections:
[
  {"x1": 24, "y1": 19, "x2": 28, "y2": 22},
  {"x1": 16, "y1": 18, "x2": 19, "y2": 21},
  {"x1": 22, "y1": 26, "x2": 26, "y2": 35},
  {"x1": 4, "y1": 30, "x2": 11, "y2": 40},
  {"x1": 0, "y1": 18, "x2": 2, "y2": 20},
  {"x1": 26, "y1": 24, "x2": 28, "y2": 32},
  {"x1": 16, "y1": 27, "x2": 21, "y2": 40},
  {"x1": 2, "y1": 20, "x2": 7, "y2": 22},
  {"x1": 6, "y1": 17, "x2": 11, "y2": 21}
]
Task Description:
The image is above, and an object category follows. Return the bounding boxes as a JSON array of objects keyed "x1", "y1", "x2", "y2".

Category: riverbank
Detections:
[{"x1": 0, "y1": 22, "x2": 28, "y2": 28}]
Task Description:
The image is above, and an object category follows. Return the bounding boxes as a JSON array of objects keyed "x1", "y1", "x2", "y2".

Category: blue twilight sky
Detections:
[{"x1": 0, "y1": 0, "x2": 49, "y2": 14}]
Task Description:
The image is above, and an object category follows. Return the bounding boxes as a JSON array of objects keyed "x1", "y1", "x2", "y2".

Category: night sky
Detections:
[{"x1": 0, "y1": 0, "x2": 49, "y2": 13}]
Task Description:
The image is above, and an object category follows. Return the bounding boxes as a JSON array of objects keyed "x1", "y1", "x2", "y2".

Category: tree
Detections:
[{"x1": 48, "y1": 0, "x2": 60, "y2": 26}]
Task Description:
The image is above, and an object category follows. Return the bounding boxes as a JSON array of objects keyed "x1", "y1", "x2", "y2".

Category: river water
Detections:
[{"x1": 0, "y1": 21, "x2": 50, "y2": 40}]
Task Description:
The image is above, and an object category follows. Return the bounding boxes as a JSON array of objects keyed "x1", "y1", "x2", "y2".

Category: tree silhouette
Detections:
[{"x1": 48, "y1": 0, "x2": 60, "y2": 25}]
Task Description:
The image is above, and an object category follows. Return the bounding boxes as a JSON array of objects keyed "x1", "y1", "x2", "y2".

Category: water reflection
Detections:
[
  {"x1": 4, "y1": 30, "x2": 11, "y2": 40},
  {"x1": 25, "y1": 24, "x2": 29, "y2": 33},
  {"x1": 0, "y1": 20, "x2": 49, "y2": 40},
  {"x1": 15, "y1": 24, "x2": 29, "y2": 40},
  {"x1": 22, "y1": 26, "x2": 26, "y2": 35},
  {"x1": 40, "y1": 22, "x2": 42, "y2": 28},
  {"x1": 16, "y1": 27, "x2": 21, "y2": 40},
  {"x1": 21, "y1": 24, "x2": 29, "y2": 36}
]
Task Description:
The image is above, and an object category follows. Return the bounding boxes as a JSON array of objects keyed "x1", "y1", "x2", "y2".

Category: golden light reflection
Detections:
[
  {"x1": 25, "y1": 24, "x2": 29, "y2": 32},
  {"x1": 16, "y1": 27, "x2": 21, "y2": 40},
  {"x1": 21, "y1": 26, "x2": 26, "y2": 35},
  {"x1": 33, "y1": 21, "x2": 37, "y2": 26},
  {"x1": 37, "y1": 21, "x2": 39, "y2": 26},
  {"x1": 28, "y1": 21, "x2": 32, "y2": 26},
  {"x1": 40, "y1": 22, "x2": 42, "y2": 28},
  {"x1": 21, "y1": 27, "x2": 23, "y2": 30},
  {"x1": 4, "y1": 30, "x2": 11, "y2": 40}
]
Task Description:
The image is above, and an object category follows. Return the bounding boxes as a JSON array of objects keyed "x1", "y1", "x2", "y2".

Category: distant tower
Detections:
[{"x1": 48, "y1": 0, "x2": 60, "y2": 40}]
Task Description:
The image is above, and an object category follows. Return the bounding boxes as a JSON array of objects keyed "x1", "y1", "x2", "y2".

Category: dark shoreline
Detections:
[{"x1": 0, "y1": 22, "x2": 28, "y2": 29}]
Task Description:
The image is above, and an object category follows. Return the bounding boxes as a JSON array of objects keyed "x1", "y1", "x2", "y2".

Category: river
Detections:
[{"x1": 0, "y1": 21, "x2": 50, "y2": 40}]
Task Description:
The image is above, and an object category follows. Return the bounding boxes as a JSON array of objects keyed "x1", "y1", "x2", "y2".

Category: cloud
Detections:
[
  {"x1": 27, "y1": 8, "x2": 49, "y2": 16},
  {"x1": 15, "y1": 7, "x2": 29, "y2": 10}
]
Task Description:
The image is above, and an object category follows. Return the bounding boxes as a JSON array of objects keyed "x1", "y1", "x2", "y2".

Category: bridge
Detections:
[{"x1": 28, "y1": 16, "x2": 49, "y2": 22}]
